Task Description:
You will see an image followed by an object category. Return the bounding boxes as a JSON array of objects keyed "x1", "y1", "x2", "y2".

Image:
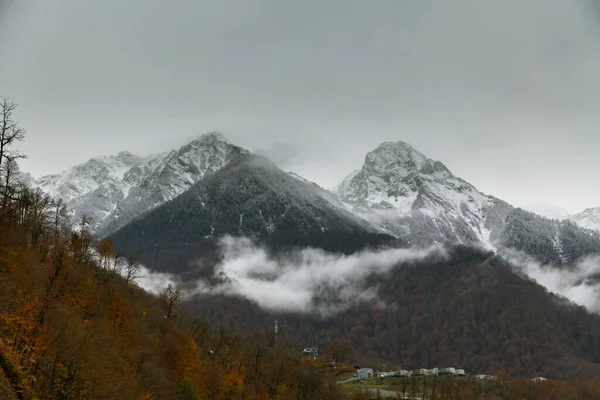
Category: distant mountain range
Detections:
[
  {"x1": 25, "y1": 133, "x2": 600, "y2": 382},
  {"x1": 333, "y1": 140, "x2": 600, "y2": 265},
  {"x1": 32, "y1": 132, "x2": 600, "y2": 269},
  {"x1": 569, "y1": 207, "x2": 600, "y2": 232}
]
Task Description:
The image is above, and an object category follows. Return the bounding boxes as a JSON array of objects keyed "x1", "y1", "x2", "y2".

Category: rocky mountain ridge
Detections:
[
  {"x1": 33, "y1": 132, "x2": 249, "y2": 236},
  {"x1": 569, "y1": 207, "x2": 600, "y2": 232},
  {"x1": 334, "y1": 140, "x2": 600, "y2": 264},
  {"x1": 108, "y1": 154, "x2": 394, "y2": 271},
  {"x1": 32, "y1": 134, "x2": 600, "y2": 265}
]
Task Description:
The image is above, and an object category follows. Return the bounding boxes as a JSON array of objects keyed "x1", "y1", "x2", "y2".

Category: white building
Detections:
[
  {"x1": 357, "y1": 368, "x2": 374, "y2": 380},
  {"x1": 475, "y1": 374, "x2": 498, "y2": 381}
]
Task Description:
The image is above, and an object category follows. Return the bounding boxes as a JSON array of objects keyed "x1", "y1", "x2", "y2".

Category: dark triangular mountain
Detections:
[{"x1": 109, "y1": 154, "x2": 395, "y2": 272}]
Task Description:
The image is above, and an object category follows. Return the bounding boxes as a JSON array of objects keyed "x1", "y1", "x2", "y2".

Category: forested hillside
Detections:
[
  {"x1": 0, "y1": 182, "x2": 357, "y2": 400},
  {"x1": 184, "y1": 246, "x2": 600, "y2": 381},
  {"x1": 498, "y1": 208, "x2": 600, "y2": 264}
]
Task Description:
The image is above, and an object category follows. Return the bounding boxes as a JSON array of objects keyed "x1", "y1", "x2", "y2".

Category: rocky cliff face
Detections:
[
  {"x1": 569, "y1": 207, "x2": 600, "y2": 232},
  {"x1": 334, "y1": 141, "x2": 600, "y2": 264},
  {"x1": 334, "y1": 141, "x2": 511, "y2": 249},
  {"x1": 34, "y1": 132, "x2": 249, "y2": 236}
]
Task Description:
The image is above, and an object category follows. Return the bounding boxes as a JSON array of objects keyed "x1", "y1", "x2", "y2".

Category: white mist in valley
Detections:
[
  {"x1": 191, "y1": 236, "x2": 447, "y2": 314},
  {"x1": 500, "y1": 249, "x2": 600, "y2": 313},
  {"x1": 135, "y1": 266, "x2": 179, "y2": 294},
  {"x1": 125, "y1": 237, "x2": 445, "y2": 314},
  {"x1": 130, "y1": 239, "x2": 600, "y2": 316}
]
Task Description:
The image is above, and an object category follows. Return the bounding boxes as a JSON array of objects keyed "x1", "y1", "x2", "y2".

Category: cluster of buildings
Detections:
[
  {"x1": 300, "y1": 347, "x2": 548, "y2": 384},
  {"x1": 376, "y1": 370, "x2": 547, "y2": 384},
  {"x1": 378, "y1": 367, "x2": 467, "y2": 378}
]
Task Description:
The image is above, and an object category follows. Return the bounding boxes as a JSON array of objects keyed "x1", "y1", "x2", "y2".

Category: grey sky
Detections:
[{"x1": 1, "y1": 0, "x2": 599, "y2": 214}]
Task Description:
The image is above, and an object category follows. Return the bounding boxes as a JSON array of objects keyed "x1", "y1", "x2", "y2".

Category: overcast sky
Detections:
[{"x1": 1, "y1": 0, "x2": 600, "y2": 214}]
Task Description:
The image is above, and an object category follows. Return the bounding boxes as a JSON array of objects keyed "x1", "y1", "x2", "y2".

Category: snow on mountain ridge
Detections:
[
  {"x1": 569, "y1": 207, "x2": 600, "y2": 232},
  {"x1": 335, "y1": 140, "x2": 505, "y2": 250},
  {"x1": 334, "y1": 140, "x2": 600, "y2": 264},
  {"x1": 36, "y1": 151, "x2": 144, "y2": 204},
  {"x1": 33, "y1": 132, "x2": 248, "y2": 236}
]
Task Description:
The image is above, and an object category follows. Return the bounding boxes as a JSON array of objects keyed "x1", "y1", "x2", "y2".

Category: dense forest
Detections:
[
  {"x1": 498, "y1": 208, "x2": 600, "y2": 264},
  {"x1": 0, "y1": 162, "x2": 352, "y2": 399},
  {"x1": 184, "y1": 246, "x2": 600, "y2": 381}
]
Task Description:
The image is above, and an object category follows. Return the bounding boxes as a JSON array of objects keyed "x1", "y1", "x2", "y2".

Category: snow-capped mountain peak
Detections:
[
  {"x1": 364, "y1": 141, "x2": 430, "y2": 174},
  {"x1": 33, "y1": 132, "x2": 249, "y2": 236},
  {"x1": 189, "y1": 131, "x2": 231, "y2": 145},
  {"x1": 36, "y1": 151, "x2": 142, "y2": 203},
  {"x1": 337, "y1": 140, "x2": 475, "y2": 213},
  {"x1": 333, "y1": 140, "x2": 600, "y2": 263},
  {"x1": 335, "y1": 140, "x2": 508, "y2": 250},
  {"x1": 569, "y1": 207, "x2": 600, "y2": 232}
]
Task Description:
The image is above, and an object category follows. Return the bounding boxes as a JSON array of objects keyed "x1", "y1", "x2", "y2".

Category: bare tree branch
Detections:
[{"x1": 0, "y1": 97, "x2": 27, "y2": 171}]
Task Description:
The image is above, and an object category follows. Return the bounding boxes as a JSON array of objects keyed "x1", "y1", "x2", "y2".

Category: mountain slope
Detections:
[
  {"x1": 335, "y1": 141, "x2": 600, "y2": 263},
  {"x1": 498, "y1": 209, "x2": 600, "y2": 264},
  {"x1": 184, "y1": 245, "x2": 600, "y2": 380},
  {"x1": 34, "y1": 132, "x2": 249, "y2": 236},
  {"x1": 569, "y1": 207, "x2": 600, "y2": 232},
  {"x1": 335, "y1": 141, "x2": 512, "y2": 249},
  {"x1": 109, "y1": 155, "x2": 394, "y2": 271},
  {"x1": 36, "y1": 150, "x2": 143, "y2": 204}
]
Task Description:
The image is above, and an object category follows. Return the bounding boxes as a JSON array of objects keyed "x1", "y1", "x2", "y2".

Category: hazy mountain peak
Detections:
[
  {"x1": 364, "y1": 140, "x2": 453, "y2": 179},
  {"x1": 114, "y1": 150, "x2": 141, "y2": 164},
  {"x1": 33, "y1": 132, "x2": 250, "y2": 236},
  {"x1": 569, "y1": 207, "x2": 600, "y2": 231},
  {"x1": 372, "y1": 140, "x2": 419, "y2": 155},
  {"x1": 189, "y1": 131, "x2": 231, "y2": 145},
  {"x1": 335, "y1": 140, "x2": 506, "y2": 250},
  {"x1": 333, "y1": 140, "x2": 600, "y2": 263},
  {"x1": 369, "y1": 140, "x2": 425, "y2": 162}
]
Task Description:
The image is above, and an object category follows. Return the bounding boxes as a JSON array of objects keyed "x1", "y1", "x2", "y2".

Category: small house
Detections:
[
  {"x1": 440, "y1": 367, "x2": 456, "y2": 376},
  {"x1": 357, "y1": 368, "x2": 374, "y2": 380},
  {"x1": 301, "y1": 348, "x2": 319, "y2": 359}
]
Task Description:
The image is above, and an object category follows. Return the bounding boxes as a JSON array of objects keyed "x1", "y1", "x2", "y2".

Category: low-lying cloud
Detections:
[
  {"x1": 196, "y1": 236, "x2": 446, "y2": 314},
  {"x1": 131, "y1": 236, "x2": 446, "y2": 314},
  {"x1": 500, "y1": 249, "x2": 600, "y2": 313},
  {"x1": 130, "y1": 241, "x2": 600, "y2": 316},
  {"x1": 135, "y1": 266, "x2": 178, "y2": 294}
]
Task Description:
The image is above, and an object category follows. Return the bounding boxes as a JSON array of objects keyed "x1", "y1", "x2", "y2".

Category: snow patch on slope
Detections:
[
  {"x1": 33, "y1": 132, "x2": 249, "y2": 236},
  {"x1": 334, "y1": 140, "x2": 500, "y2": 250},
  {"x1": 569, "y1": 207, "x2": 600, "y2": 232}
]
